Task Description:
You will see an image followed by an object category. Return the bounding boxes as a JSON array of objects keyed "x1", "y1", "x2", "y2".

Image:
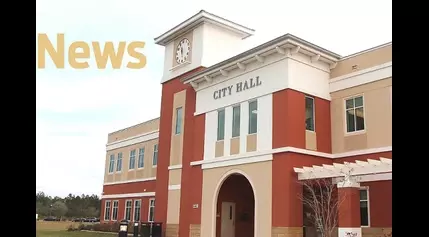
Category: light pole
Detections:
[{"x1": 49, "y1": 204, "x2": 53, "y2": 217}]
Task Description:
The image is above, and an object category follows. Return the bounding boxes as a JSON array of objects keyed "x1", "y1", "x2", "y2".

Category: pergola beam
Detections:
[{"x1": 293, "y1": 158, "x2": 392, "y2": 181}]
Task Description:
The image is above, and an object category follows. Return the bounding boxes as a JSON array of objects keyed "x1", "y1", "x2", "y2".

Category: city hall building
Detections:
[{"x1": 100, "y1": 10, "x2": 392, "y2": 237}]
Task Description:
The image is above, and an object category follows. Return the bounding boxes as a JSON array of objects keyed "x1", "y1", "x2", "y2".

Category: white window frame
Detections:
[
  {"x1": 116, "y1": 152, "x2": 123, "y2": 173},
  {"x1": 108, "y1": 154, "x2": 115, "y2": 174},
  {"x1": 305, "y1": 96, "x2": 315, "y2": 132},
  {"x1": 217, "y1": 108, "x2": 225, "y2": 141},
  {"x1": 359, "y1": 186, "x2": 371, "y2": 227},
  {"x1": 152, "y1": 144, "x2": 158, "y2": 167},
  {"x1": 133, "y1": 199, "x2": 142, "y2": 222},
  {"x1": 111, "y1": 200, "x2": 119, "y2": 221},
  {"x1": 138, "y1": 148, "x2": 145, "y2": 169},
  {"x1": 248, "y1": 100, "x2": 258, "y2": 134},
  {"x1": 148, "y1": 198, "x2": 155, "y2": 222},
  {"x1": 104, "y1": 200, "x2": 111, "y2": 221},
  {"x1": 344, "y1": 94, "x2": 366, "y2": 135},
  {"x1": 124, "y1": 199, "x2": 133, "y2": 222},
  {"x1": 129, "y1": 149, "x2": 136, "y2": 170},
  {"x1": 232, "y1": 104, "x2": 241, "y2": 138},
  {"x1": 175, "y1": 107, "x2": 183, "y2": 135}
]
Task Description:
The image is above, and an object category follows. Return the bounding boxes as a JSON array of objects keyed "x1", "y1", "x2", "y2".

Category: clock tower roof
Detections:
[{"x1": 154, "y1": 10, "x2": 255, "y2": 46}]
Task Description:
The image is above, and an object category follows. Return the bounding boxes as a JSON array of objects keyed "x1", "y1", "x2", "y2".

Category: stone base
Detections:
[
  {"x1": 190, "y1": 224, "x2": 201, "y2": 237},
  {"x1": 362, "y1": 228, "x2": 392, "y2": 237},
  {"x1": 338, "y1": 227, "x2": 361, "y2": 237},
  {"x1": 165, "y1": 224, "x2": 179, "y2": 237},
  {"x1": 272, "y1": 227, "x2": 303, "y2": 237}
]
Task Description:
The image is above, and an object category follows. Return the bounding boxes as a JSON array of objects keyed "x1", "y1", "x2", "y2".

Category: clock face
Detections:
[{"x1": 176, "y1": 38, "x2": 191, "y2": 64}]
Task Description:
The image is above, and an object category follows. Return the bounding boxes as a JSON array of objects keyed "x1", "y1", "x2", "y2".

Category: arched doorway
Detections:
[{"x1": 215, "y1": 173, "x2": 255, "y2": 237}]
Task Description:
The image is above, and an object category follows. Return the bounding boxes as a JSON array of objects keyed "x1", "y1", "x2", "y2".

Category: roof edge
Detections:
[
  {"x1": 154, "y1": 10, "x2": 255, "y2": 46},
  {"x1": 180, "y1": 33, "x2": 342, "y2": 83}
]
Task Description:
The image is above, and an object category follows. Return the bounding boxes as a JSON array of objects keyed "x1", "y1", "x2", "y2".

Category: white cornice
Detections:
[
  {"x1": 329, "y1": 61, "x2": 392, "y2": 93},
  {"x1": 154, "y1": 10, "x2": 254, "y2": 46},
  {"x1": 106, "y1": 130, "x2": 159, "y2": 151}
]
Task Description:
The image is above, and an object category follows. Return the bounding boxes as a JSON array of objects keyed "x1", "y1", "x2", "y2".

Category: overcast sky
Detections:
[{"x1": 36, "y1": 0, "x2": 392, "y2": 197}]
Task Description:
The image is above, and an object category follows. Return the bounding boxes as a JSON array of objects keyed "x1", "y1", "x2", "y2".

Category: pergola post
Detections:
[{"x1": 337, "y1": 178, "x2": 361, "y2": 237}]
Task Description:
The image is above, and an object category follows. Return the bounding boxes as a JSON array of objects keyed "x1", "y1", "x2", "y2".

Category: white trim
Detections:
[
  {"x1": 190, "y1": 146, "x2": 393, "y2": 168},
  {"x1": 168, "y1": 165, "x2": 182, "y2": 170},
  {"x1": 330, "y1": 61, "x2": 392, "y2": 93},
  {"x1": 211, "y1": 169, "x2": 257, "y2": 237},
  {"x1": 106, "y1": 131, "x2": 159, "y2": 151},
  {"x1": 101, "y1": 192, "x2": 155, "y2": 199},
  {"x1": 359, "y1": 187, "x2": 371, "y2": 227},
  {"x1": 168, "y1": 184, "x2": 181, "y2": 190},
  {"x1": 103, "y1": 177, "x2": 156, "y2": 186}
]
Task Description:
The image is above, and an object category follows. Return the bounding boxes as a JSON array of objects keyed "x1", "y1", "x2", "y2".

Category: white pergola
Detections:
[{"x1": 293, "y1": 157, "x2": 392, "y2": 183}]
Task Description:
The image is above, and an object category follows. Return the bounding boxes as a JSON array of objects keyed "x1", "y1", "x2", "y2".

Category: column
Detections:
[{"x1": 337, "y1": 178, "x2": 361, "y2": 237}]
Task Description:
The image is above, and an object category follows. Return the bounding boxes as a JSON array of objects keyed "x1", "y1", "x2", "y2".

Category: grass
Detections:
[{"x1": 36, "y1": 221, "x2": 113, "y2": 237}]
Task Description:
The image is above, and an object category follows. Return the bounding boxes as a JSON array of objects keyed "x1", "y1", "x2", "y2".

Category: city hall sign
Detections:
[{"x1": 213, "y1": 76, "x2": 262, "y2": 100}]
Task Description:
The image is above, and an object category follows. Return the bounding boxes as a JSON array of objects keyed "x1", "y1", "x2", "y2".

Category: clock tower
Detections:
[{"x1": 154, "y1": 10, "x2": 255, "y2": 83}]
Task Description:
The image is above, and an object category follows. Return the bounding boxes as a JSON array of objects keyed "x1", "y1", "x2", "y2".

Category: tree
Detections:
[
  {"x1": 51, "y1": 201, "x2": 68, "y2": 219},
  {"x1": 298, "y1": 178, "x2": 345, "y2": 237}
]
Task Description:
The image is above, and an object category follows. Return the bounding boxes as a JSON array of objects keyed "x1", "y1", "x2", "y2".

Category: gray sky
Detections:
[{"x1": 36, "y1": 0, "x2": 392, "y2": 197}]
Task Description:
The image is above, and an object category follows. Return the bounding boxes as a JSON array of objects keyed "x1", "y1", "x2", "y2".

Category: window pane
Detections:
[
  {"x1": 305, "y1": 97, "x2": 314, "y2": 131},
  {"x1": 217, "y1": 109, "x2": 225, "y2": 140},
  {"x1": 346, "y1": 109, "x2": 355, "y2": 132},
  {"x1": 116, "y1": 153, "x2": 122, "y2": 171},
  {"x1": 232, "y1": 105, "x2": 240, "y2": 137},
  {"x1": 354, "y1": 96, "x2": 363, "y2": 107},
  {"x1": 175, "y1": 107, "x2": 182, "y2": 134},
  {"x1": 249, "y1": 101, "x2": 258, "y2": 134},
  {"x1": 153, "y1": 145, "x2": 158, "y2": 166},
  {"x1": 346, "y1": 99, "x2": 354, "y2": 109},
  {"x1": 359, "y1": 190, "x2": 367, "y2": 200},
  {"x1": 360, "y1": 202, "x2": 369, "y2": 226},
  {"x1": 138, "y1": 148, "x2": 145, "y2": 168},
  {"x1": 355, "y1": 107, "x2": 365, "y2": 131}
]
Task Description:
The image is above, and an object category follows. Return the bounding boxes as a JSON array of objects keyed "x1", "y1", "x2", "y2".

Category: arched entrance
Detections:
[{"x1": 215, "y1": 173, "x2": 255, "y2": 237}]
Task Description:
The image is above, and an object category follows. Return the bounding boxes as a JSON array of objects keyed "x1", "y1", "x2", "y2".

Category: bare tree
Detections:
[{"x1": 298, "y1": 178, "x2": 345, "y2": 237}]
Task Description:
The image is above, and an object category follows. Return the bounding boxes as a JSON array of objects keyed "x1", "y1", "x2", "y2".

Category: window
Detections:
[
  {"x1": 112, "y1": 200, "x2": 119, "y2": 221},
  {"x1": 148, "y1": 198, "x2": 155, "y2": 222},
  {"x1": 232, "y1": 105, "x2": 241, "y2": 137},
  {"x1": 133, "y1": 200, "x2": 141, "y2": 222},
  {"x1": 108, "y1": 154, "x2": 115, "y2": 173},
  {"x1": 217, "y1": 109, "x2": 225, "y2": 141},
  {"x1": 138, "y1": 148, "x2": 145, "y2": 168},
  {"x1": 248, "y1": 100, "x2": 258, "y2": 134},
  {"x1": 152, "y1": 144, "x2": 158, "y2": 166},
  {"x1": 345, "y1": 96, "x2": 365, "y2": 133},
  {"x1": 175, "y1": 107, "x2": 183, "y2": 135},
  {"x1": 104, "y1": 200, "x2": 111, "y2": 221},
  {"x1": 129, "y1": 150, "x2": 136, "y2": 170},
  {"x1": 305, "y1": 96, "x2": 315, "y2": 131},
  {"x1": 116, "y1": 153, "x2": 122, "y2": 172},
  {"x1": 124, "y1": 200, "x2": 132, "y2": 221},
  {"x1": 360, "y1": 188, "x2": 370, "y2": 226}
]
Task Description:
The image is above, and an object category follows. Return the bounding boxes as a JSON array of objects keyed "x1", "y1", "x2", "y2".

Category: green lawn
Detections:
[{"x1": 36, "y1": 230, "x2": 115, "y2": 237}]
